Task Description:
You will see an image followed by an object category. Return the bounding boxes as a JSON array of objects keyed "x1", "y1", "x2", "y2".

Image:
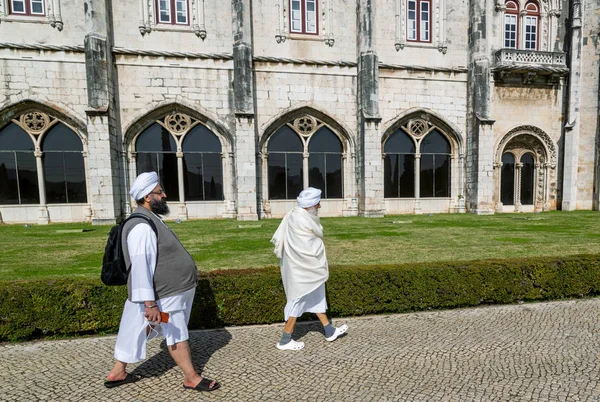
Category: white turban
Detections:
[
  {"x1": 297, "y1": 187, "x2": 322, "y2": 208},
  {"x1": 129, "y1": 172, "x2": 159, "y2": 200}
]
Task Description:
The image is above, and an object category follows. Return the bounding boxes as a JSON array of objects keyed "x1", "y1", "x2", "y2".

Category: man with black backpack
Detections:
[{"x1": 104, "y1": 172, "x2": 220, "y2": 392}]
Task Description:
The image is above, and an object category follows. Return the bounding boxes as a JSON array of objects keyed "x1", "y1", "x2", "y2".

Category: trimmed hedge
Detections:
[{"x1": 1, "y1": 254, "x2": 600, "y2": 342}]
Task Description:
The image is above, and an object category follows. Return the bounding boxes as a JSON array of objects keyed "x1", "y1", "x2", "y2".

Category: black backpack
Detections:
[{"x1": 101, "y1": 213, "x2": 158, "y2": 286}]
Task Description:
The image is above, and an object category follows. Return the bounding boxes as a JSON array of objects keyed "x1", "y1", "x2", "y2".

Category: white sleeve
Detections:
[{"x1": 126, "y1": 223, "x2": 158, "y2": 302}]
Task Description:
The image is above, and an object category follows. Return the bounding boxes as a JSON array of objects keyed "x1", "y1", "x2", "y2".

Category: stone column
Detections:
[
  {"x1": 414, "y1": 154, "x2": 421, "y2": 214},
  {"x1": 34, "y1": 150, "x2": 49, "y2": 224},
  {"x1": 176, "y1": 151, "x2": 187, "y2": 220},
  {"x1": 562, "y1": 0, "x2": 582, "y2": 211},
  {"x1": 515, "y1": 162, "x2": 523, "y2": 212},
  {"x1": 466, "y1": 0, "x2": 495, "y2": 214},
  {"x1": 84, "y1": 0, "x2": 124, "y2": 224},
  {"x1": 358, "y1": 0, "x2": 384, "y2": 217},
  {"x1": 232, "y1": 0, "x2": 258, "y2": 220}
]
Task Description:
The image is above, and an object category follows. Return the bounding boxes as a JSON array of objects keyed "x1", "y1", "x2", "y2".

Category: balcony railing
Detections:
[
  {"x1": 495, "y1": 49, "x2": 566, "y2": 67},
  {"x1": 493, "y1": 49, "x2": 569, "y2": 84}
]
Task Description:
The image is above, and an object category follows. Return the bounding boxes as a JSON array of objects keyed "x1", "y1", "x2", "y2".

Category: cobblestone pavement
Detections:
[{"x1": 2, "y1": 299, "x2": 600, "y2": 401}]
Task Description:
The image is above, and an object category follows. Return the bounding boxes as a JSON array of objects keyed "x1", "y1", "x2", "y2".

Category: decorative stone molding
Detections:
[
  {"x1": 289, "y1": 116, "x2": 324, "y2": 137},
  {"x1": 155, "y1": 113, "x2": 202, "y2": 141},
  {"x1": 138, "y1": 0, "x2": 206, "y2": 37},
  {"x1": 322, "y1": 0, "x2": 335, "y2": 47},
  {"x1": 0, "y1": 0, "x2": 63, "y2": 30},
  {"x1": 493, "y1": 49, "x2": 568, "y2": 84},
  {"x1": 275, "y1": 0, "x2": 287, "y2": 43},
  {"x1": 496, "y1": 125, "x2": 557, "y2": 166},
  {"x1": 395, "y1": 0, "x2": 446, "y2": 52}
]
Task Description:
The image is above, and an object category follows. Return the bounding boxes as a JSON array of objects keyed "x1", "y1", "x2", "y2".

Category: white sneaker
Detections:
[
  {"x1": 325, "y1": 324, "x2": 348, "y2": 342},
  {"x1": 276, "y1": 339, "x2": 305, "y2": 350}
]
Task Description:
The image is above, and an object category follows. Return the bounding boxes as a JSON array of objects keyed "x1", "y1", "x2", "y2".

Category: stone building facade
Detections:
[{"x1": 0, "y1": 0, "x2": 597, "y2": 224}]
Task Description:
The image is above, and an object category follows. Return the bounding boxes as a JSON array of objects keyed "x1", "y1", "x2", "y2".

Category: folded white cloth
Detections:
[
  {"x1": 297, "y1": 187, "x2": 321, "y2": 208},
  {"x1": 129, "y1": 172, "x2": 159, "y2": 200}
]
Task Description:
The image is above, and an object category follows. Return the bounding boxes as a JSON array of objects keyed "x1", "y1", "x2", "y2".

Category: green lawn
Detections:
[{"x1": 1, "y1": 211, "x2": 599, "y2": 281}]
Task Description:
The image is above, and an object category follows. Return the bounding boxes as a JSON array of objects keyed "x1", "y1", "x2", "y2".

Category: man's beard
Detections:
[
  {"x1": 150, "y1": 197, "x2": 170, "y2": 216},
  {"x1": 306, "y1": 206, "x2": 319, "y2": 217}
]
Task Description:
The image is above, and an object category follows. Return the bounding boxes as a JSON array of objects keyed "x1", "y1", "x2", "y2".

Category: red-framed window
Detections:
[
  {"x1": 504, "y1": 1, "x2": 518, "y2": 49},
  {"x1": 9, "y1": 0, "x2": 45, "y2": 16},
  {"x1": 289, "y1": 0, "x2": 318, "y2": 35},
  {"x1": 407, "y1": 0, "x2": 431, "y2": 43},
  {"x1": 156, "y1": 0, "x2": 189, "y2": 25},
  {"x1": 524, "y1": 1, "x2": 539, "y2": 50}
]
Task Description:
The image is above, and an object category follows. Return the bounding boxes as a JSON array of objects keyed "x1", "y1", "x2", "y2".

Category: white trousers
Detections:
[{"x1": 113, "y1": 288, "x2": 195, "y2": 364}]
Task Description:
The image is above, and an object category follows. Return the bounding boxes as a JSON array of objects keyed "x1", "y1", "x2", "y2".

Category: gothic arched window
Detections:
[
  {"x1": 420, "y1": 130, "x2": 451, "y2": 198},
  {"x1": 135, "y1": 122, "x2": 180, "y2": 201},
  {"x1": 0, "y1": 123, "x2": 38, "y2": 204},
  {"x1": 267, "y1": 116, "x2": 346, "y2": 200},
  {"x1": 42, "y1": 123, "x2": 87, "y2": 203},
  {"x1": 182, "y1": 125, "x2": 223, "y2": 201},
  {"x1": 384, "y1": 129, "x2": 416, "y2": 198}
]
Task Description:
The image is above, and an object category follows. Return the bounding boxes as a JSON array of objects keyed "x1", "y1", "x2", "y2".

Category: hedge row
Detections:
[{"x1": 1, "y1": 254, "x2": 600, "y2": 342}]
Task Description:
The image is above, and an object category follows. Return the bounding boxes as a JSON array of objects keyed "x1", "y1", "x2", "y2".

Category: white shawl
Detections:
[{"x1": 271, "y1": 206, "x2": 329, "y2": 302}]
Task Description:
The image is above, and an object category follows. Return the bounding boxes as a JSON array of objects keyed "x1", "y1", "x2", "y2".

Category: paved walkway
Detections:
[{"x1": 1, "y1": 298, "x2": 600, "y2": 401}]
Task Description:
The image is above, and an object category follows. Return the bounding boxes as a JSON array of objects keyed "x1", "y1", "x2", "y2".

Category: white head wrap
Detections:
[
  {"x1": 129, "y1": 172, "x2": 159, "y2": 200},
  {"x1": 297, "y1": 187, "x2": 322, "y2": 208}
]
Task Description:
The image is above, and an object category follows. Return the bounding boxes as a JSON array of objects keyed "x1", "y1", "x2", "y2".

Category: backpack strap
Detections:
[{"x1": 123, "y1": 213, "x2": 159, "y2": 237}]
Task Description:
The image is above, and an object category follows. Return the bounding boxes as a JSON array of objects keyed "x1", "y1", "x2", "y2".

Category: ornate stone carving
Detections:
[
  {"x1": 496, "y1": 125, "x2": 557, "y2": 165},
  {"x1": 165, "y1": 114, "x2": 192, "y2": 134},
  {"x1": 293, "y1": 116, "x2": 318, "y2": 136},
  {"x1": 22, "y1": 111, "x2": 50, "y2": 134}
]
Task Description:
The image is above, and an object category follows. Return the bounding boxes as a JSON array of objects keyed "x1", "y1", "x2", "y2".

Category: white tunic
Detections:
[
  {"x1": 271, "y1": 207, "x2": 329, "y2": 302},
  {"x1": 284, "y1": 283, "x2": 327, "y2": 321},
  {"x1": 113, "y1": 217, "x2": 194, "y2": 364}
]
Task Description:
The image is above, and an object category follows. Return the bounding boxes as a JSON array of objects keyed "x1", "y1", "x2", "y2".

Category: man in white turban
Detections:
[
  {"x1": 271, "y1": 187, "x2": 348, "y2": 350},
  {"x1": 105, "y1": 172, "x2": 220, "y2": 392}
]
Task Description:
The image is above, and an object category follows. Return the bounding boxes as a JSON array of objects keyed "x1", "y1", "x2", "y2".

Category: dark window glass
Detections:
[
  {"x1": 384, "y1": 130, "x2": 416, "y2": 198},
  {"x1": 384, "y1": 129, "x2": 415, "y2": 153},
  {"x1": 420, "y1": 154, "x2": 434, "y2": 198},
  {"x1": 0, "y1": 153, "x2": 19, "y2": 204},
  {"x1": 384, "y1": 154, "x2": 416, "y2": 198},
  {"x1": 520, "y1": 153, "x2": 535, "y2": 205},
  {"x1": 0, "y1": 123, "x2": 34, "y2": 150},
  {"x1": 135, "y1": 153, "x2": 180, "y2": 201},
  {"x1": 268, "y1": 126, "x2": 304, "y2": 200},
  {"x1": 308, "y1": 153, "x2": 343, "y2": 199},
  {"x1": 182, "y1": 125, "x2": 221, "y2": 152},
  {"x1": 268, "y1": 153, "x2": 303, "y2": 200},
  {"x1": 287, "y1": 153, "x2": 303, "y2": 199},
  {"x1": 136, "y1": 123, "x2": 179, "y2": 201},
  {"x1": 268, "y1": 126, "x2": 303, "y2": 152},
  {"x1": 268, "y1": 153, "x2": 286, "y2": 199},
  {"x1": 182, "y1": 126, "x2": 223, "y2": 201},
  {"x1": 42, "y1": 123, "x2": 82, "y2": 151},
  {"x1": 434, "y1": 154, "x2": 450, "y2": 197},
  {"x1": 307, "y1": 127, "x2": 343, "y2": 198},
  {"x1": 42, "y1": 124, "x2": 87, "y2": 204},
  {"x1": 420, "y1": 130, "x2": 450, "y2": 153},
  {"x1": 308, "y1": 127, "x2": 342, "y2": 152},
  {"x1": 0, "y1": 123, "x2": 39, "y2": 205},
  {"x1": 501, "y1": 153, "x2": 515, "y2": 205},
  {"x1": 136, "y1": 123, "x2": 177, "y2": 152},
  {"x1": 420, "y1": 130, "x2": 451, "y2": 198}
]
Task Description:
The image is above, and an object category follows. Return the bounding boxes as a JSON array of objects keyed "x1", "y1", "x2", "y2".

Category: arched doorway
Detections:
[{"x1": 495, "y1": 127, "x2": 557, "y2": 212}]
